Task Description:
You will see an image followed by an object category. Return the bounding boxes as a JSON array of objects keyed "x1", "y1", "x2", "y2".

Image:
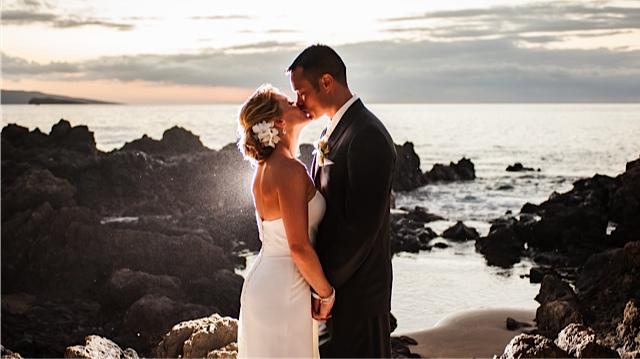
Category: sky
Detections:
[{"x1": 2, "y1": 0, "x2": 640, "y2": 103}]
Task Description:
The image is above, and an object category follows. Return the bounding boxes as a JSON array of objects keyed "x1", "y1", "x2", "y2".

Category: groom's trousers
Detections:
[{"x1": 319, "y1": 311, "x2": 391, "y2": 358}]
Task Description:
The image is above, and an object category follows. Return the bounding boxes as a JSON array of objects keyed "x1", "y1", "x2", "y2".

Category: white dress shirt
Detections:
[{"x1": 325, "y1": 94, "x2": 359, "y2": 139}]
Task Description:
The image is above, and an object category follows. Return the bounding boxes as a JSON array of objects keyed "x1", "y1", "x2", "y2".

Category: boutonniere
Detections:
[{"x1": 313, "y1": 135, "x2": 334, "y2": 167}]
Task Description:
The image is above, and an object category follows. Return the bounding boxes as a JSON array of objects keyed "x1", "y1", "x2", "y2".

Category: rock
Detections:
[
  {"x1": 432, "y1": 242, "x2": 448, "y2": 249},
  {"x1": 1, "y1": 345, "x2": 24, "y2": 359},
  {"x1": 393, "y1": 142, "x2": 424, "y2": 191},
  {"x1": 475, "y1": 227, "x2": 525, "y2": 268},
  {"x1": 442, "y1": 221, "x2": 479, "y2": 241},
  {"x1": 610, "y1": 158, "x2": 640, "y2": 245},
  {"x1": 2, "y1": 296, "x2": 104, "y2": 357},
  {"x1": 155, "y1": 313, "x2": 237, "y2": 358},
  {"x1": 506, "y1": 317, "x2": 532, "y2": 331},
  {"x1": 49, "y1": 119, "x2": 97, "y2": 154},
  {"x1": 506, "y1": 163, "x2": 537, "y2": 172},
  {"x1": 403, "y1": 206, "x2": 444, "y2": 223},
  {"x1": 529, "y1": 267, "x2": 559, "y2": 284},
  {"x1": 64, "y1": 335, "x2": 139, "y2": 359},
  {"x1": 390, "y1": 313, "x2": 398, "y2": 333},
  {"x1": 424, "y1": 157, "x2": 475, "y2": 182},
  {"x1": 298, "y1": 143, "x2": 314, "y2": 170},
  {"x1": 500, "y1": 333, "x2": 569, "y2": 358},
  {"x1": 536, "y1": 300, "x2": 583, "y2": 338},
  {"x1": 102, "y1": 268, "x2": 185, "y2": 311},
  {"x1": 535, "y1": 275, "x2": 577, "y2": 305},
  {"x1": 1, "y1": 168, "x2": 76, "y2": 218},
  {"x1": 617, "y1": 300, "x2": 640, "y2": 355},
  {"x1": 521, "y1": 202, "x2": 540, "y2": 214},
  {"x1": 390, "y1": 336, "x2": 420, "y2": 357},
  {"x1": 119, "y1": 126, "x2": 207, "y2": 156},
  {"x1": 556, "y1": 323, "x2": 619, "y2": 358},
  {"x1": 182, "y1": 321, "x2": 237, "y2": 358},
  {"x1": 390, "y1": 212, "x2": 439, "y2": 253},
  {"x1": 206, "y1": 342, "x2": 238, "y2": 358},
  {"x1": 183, "y1": 269, "x2": 244, "y2": 318},
  {"x1": 160, "y1": 126, "x2": 207, "y2": 155},
  {"x1": 624, "y1": 241, "x2": 640, "y2": 270},
  {"x1": 122, "y1": 294, "x2": 216, "y2": 354}
]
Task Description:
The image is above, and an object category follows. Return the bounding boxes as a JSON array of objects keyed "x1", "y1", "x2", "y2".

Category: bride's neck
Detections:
[{"x1": 275, "y1": 131, "x2": 299, "y2": 158}]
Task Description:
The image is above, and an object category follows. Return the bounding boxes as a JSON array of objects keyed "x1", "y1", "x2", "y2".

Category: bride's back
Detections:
[{"x1": 252, "y1": 154, "x2": 313, "y2": 222}]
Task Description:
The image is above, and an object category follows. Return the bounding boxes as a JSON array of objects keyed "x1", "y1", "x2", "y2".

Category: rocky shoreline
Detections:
[{"x1": 2, "y1": 119, "x2": 638, "y2": 358}]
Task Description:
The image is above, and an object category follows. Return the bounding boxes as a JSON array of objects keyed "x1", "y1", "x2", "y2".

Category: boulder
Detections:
[
  {"x1": 159, "y1": 126, "x2": 207, "y2": 154},
  {"x1": 1, "y1": 345, "x2": 24, "y2": 359},
  {"x1": 610, "y1": 158, "x2": 640, "y2": 245},
  {"x1": 121, "y1": 294, "x2": 216, "y2": 354},
  {"x1": 206, "y1": 342, "x2": 238, "y2": 358},
  {"x1": 402, "y1": 206, "x2": 444, "y2": 223},
  {"x1": 119, "y1": 126, "x2": 207, "y2": 156},
  {"x1": 499, "y1": 333, "x2": 569, "y2": 358},
  {"x1": 1, "y1": 168, "x2": 76, "y2": 218},
  {"x1": 506, "y1": 163, "x2": 537, "y2": 172},
  {"x1": 617, "y1": 300, "x2": 640, "y2": 355},
  {"x1": 556, "y1": 323, "x2": 619, "y2": 358},
  {"x1": 393, "y1": 142, "x2": 424, "y2": 191},
  {"x1": 536, "y1": 300, "x2": 583, "y2": 338},
  {"x1": 529, "y1": 267, "x2": 559, "y2": 284},
  {"x1": 298, "y1": 143, "x2": 315, "y2": 170},
  {"x1": 624, "y1": 241, "x2": 640, "y2": 270},
  {"x1": 424, "y1": 157, "x2": 475, "y2": 182},
  {"x1": 535, "y1": 275, "x2": 577, "y2": 305},
  {"x1": 475, "y1": 227, "x2": 525, "y2": 268},
  {"x1": 506, "y1": 317, "x2": 533, "y2": 331},
  {"x1": 102, "y1": 268, "x2": 185, "y2": 311},
  {"x1": 49, "y1": 119, "x2": 97, "y2": 154},
  {"x1": 183, "y1": 269, "x2": 244, "y2": 318},
  {"x1": 155, "y1": 313, "x2": 237, "y2": 358},
  {"x1": 64, "y1": 335, "x2": 139, "y2": 359},
  {"x1": 442, "y1": 221, "x2": 479, "y2": 241}
]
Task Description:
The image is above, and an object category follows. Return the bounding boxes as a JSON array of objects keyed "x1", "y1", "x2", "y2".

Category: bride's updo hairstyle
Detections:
[{"x1": 237, "y1": 84, "x2": 283, "y2": 163}]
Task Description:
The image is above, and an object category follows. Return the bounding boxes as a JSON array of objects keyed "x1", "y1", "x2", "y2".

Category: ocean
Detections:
[{"x1": 3, "y1": 103, "x2": 640, "y2": 333}]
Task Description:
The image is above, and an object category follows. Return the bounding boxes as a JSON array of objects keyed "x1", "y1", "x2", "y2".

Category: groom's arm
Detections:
[{"x1": 325, "y1": 126, "x2": 395, "y2": 289}]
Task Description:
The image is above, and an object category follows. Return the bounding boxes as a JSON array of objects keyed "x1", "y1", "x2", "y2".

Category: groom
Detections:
[{"x1": 288, "y1": 44, "x2": 396, "y2": 357}]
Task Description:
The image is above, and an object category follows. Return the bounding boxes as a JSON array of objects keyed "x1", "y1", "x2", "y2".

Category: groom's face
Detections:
[{"x1": 289, "y1": 67, "x2": 327, "y2": 120}]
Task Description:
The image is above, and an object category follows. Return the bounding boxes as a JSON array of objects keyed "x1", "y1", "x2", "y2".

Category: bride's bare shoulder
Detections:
[{"x1": 269, "y1": 155, "x2": 311, "y2": 186}]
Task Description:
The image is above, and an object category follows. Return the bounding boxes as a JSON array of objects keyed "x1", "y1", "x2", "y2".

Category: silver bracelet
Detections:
[{"x1": 312, "y1": 287, "x2": 335, "y2": 304}]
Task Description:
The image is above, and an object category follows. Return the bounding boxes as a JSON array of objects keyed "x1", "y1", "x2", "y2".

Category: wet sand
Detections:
[{"x1": 401, "y1": 308, "x2": 536, "y2": 358}]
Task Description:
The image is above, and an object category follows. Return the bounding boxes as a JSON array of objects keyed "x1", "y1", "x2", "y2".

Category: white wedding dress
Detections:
[{"x1": 238, "y1": 190, "x2": 326, "y2": 358}]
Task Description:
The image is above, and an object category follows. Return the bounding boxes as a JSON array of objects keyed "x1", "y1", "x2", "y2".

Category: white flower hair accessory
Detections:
[{"x1": 252, "y1": 121, "x2": 280, "y2": 148}]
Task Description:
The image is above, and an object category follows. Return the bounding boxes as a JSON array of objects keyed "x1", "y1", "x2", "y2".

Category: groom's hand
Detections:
[{"x1": 314, "y1": 300, "x2": 334, "y2": 321}]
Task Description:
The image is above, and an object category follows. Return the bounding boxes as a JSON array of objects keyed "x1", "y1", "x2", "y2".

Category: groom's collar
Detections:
[{"x1": 326, "y1": 94, "x2": 359, "y2": 139}]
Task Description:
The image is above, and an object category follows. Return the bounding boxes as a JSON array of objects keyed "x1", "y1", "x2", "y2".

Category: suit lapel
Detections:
[{"x1": 327, "y1": 99, "x2": 363, "y2": 150}]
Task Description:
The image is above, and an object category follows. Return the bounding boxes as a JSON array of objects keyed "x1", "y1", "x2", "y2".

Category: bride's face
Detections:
[{"x1": 276, "y1": 94, "x2": 308, "y2": 128}]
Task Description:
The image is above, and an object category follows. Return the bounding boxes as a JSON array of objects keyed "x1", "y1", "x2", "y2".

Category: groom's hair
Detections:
[{"x1": 287, "y1": 44, "x2": 348, "y2": 90}]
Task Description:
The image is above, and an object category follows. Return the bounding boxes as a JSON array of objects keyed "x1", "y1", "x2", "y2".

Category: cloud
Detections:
[
  {"x1": 2, "y1": 0, "x2": 135, "y2": 31},
  {"x1": 2, "y1": 9, "x2": 135, "y2": 30},
  {"x1": 3, "y1": 36, "x2": 639, "y2": 102},
  {"x1": 191, "y1": 15, "x2": 251, "y2": 20},
  {"x1": 381, "y1": 2, "x2": 640, "y2": 44}
]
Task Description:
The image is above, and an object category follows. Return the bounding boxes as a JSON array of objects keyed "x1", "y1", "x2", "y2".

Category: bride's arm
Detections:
[{"x1": 277, "y1": 161, "x2": 333, "y2": 299}]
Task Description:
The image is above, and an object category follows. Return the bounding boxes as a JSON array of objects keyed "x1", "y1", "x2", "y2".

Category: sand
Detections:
[{"x1": 401, "y1": 308, "x2": 536, "y2": 358}]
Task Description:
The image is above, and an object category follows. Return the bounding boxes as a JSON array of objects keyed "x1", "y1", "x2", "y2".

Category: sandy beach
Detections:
[{"x1": 402, "y1": 308, "x2": 536, "y2": 358}]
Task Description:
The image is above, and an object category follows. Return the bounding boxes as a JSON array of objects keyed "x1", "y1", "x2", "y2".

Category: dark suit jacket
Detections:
[{"x1": 311, "y1": 99, "x2": 396, "y2": 319}]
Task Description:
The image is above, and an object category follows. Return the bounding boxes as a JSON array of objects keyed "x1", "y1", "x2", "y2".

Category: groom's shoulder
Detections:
[{"x1": 353, "y1": 104, "x2": 392, "y2": 142}]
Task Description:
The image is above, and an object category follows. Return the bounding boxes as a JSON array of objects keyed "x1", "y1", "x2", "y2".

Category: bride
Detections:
[{"x1": 236, "y1": 84, "x2": 335, "y2": 357}]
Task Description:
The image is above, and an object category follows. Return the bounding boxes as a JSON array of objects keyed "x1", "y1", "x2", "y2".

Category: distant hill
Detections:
[{"x1": 1, "y1": 89, "x2": 118, "y2": 104}]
